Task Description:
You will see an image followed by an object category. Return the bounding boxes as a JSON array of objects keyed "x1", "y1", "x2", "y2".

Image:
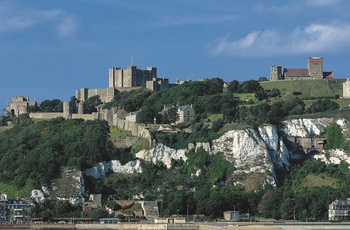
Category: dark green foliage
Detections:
[
  {"x1": 84, "y1": 95, "x2": 102, "y2": 113},
  {"x1": 40, "y1": 99, "x2": 62, "y2": 112},
  {"x1": 236, "y1": 80, "x2": 261, "y2": 93},
  {"x1": 255, "y1": 89, "x2": 268, "y2": 101},
  {"x1": 307, "y1": 99, "x2": 340, "y2": 113},
  {"x1": 161, "y1": 107, "x2": 179, "y2": 124},
  {"x1": 0, "y1": 114, "x2": 10, "y2": 126},
  {"x1": 103, "y1": 148, "x2": 240, "y2": 218},
  {"x1": 0, "y1": 118, "x2": 116, "y2": 187},
  {"x1": 262, "y1": 159, "x2": 350, "y2": 221},
  {"x1": 211, "y1": 118, "x2": 224, "y2": 132},
  {"x1": 104, "y1": 88, "x2": 153, "y2": 112},
  {"x1": 323, "y1": 122, "x2": 344, "y2": 149},
  {"x1": 227, "y1": 80, "x2": 239, "y2": 93},
  {"x1": 141, "y1": 78, "x2": 225, "y2": 114},
  {"x1": 258, "y1": 77, "x2": 269, "y2": 82},
  {"x1": 32, "y1": 199, "x2": 82, "y2": 220},
  {"x1": 136, "y1": 107, "x2": 156, "y2": 124},
  {"x1": 282, "y1": 98, "x2": 305, "y2": 115},
  {"x1": 268, "y1": 88, "x2": 281, "y2": 97}
]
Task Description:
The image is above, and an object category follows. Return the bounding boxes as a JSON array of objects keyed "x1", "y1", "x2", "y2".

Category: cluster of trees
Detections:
[
  {"x1": 32, "y1": 198, "x2": 108, "y2": 221},
  {"x1": 0, "y1": 117, "x2": 118, "y2": 189},
  {"x1": 262, "y1": 159, "x2": 350, "y2": 221},
  {"x1": 94, "y1": 148, "x2": 259, "y2": 219}
]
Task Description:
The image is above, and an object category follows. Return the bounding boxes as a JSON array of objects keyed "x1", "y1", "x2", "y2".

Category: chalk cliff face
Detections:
[
  {"x1": 33, "y1": 118, "x2": 349, "y2": 202},
  {"x1": 85, "y1": 159, "x2": 144, "y2": 179},
  {"x1": 135, "y1": 118, "x2": 348, "y2": 186}
]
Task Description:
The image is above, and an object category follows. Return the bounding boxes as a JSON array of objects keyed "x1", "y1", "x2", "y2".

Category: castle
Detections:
[
  {"x1": 270, "y1": 57, "x2": 333, "y2": 81},
  {"x1": 76, "y1": 65, "x2": 170, "y2": 103},
  {"x1": 5, "y1": 96, "x2": 37, "y2": 116}
]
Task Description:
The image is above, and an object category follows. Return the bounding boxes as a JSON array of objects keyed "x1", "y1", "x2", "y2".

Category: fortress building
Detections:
[
  {"x1": 76, "y1": 65, "x2": 169, "y2": 103},
  {"x1": 270, "y1": 57, "x2": 333, "y2": 81},
  {"x1": 6, "y1": 96, "x2": 37, "y2": 116}
]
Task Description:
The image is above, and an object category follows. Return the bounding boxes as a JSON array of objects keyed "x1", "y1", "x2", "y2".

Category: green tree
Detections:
[
  {"x1": 255, "y1": 89, "x2": 268, "y2": 101},
  {"x1": 308, "y1": 99, "x2": 340, "y2": 113},
  {"x1": 166, "y1": 107, "x2": 179, "y2": 124},
  {"x1": 227, "y1": 80, "x2": 239, "y2": 93},
  {"x1": 237, "y1": 80, "x2": 261, "y2": 93},
  {"x1": 84, "y1": 95, "x2": 102, "y2": 114},
  {"x1": 136, "y1": 107, "x2": 156, "y2": 124},
  {"x1": 324, "y1": 122, "x2": 344, "y2": 149}
]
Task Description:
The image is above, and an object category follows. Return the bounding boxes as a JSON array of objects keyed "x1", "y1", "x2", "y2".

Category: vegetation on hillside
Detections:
[
  {"x1": 0, "y1": 118, "x2": 118, "y2": 190},
  {"x1": 0, "y1": 78, "x2": 350, "y2": 221}
]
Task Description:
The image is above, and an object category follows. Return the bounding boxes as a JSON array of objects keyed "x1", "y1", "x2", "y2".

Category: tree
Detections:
[
  {"x1": 40, "y1": 99, "x2": 62, "y2": 112},
  {"x1": 258, "y1": 77, "x2": 268, "y2": 82},
  {"x1": 85, "y1": 95, "x2": 102, "y2": 114},
  {"x1": 136, "y1": 107, "x2": 156, "y2": 124},
  {"x1": 324, "y1": 123, "x2": 344, "y2": 149},
  {"x1": 308, "y1": 99, "x2": 340, "y2": 113},
  {"x1": 255, "y1": 89, "x2": 268, "y2": 101},
  {"x1": 227, "y1": 80, "x2": 239, "y2": 93},
  {"x1": 166, "y1": 107, "x2": 179, "y2": 124},
  {"x1": 237, "y1": 80, "x2": 261, "y2": 93}
]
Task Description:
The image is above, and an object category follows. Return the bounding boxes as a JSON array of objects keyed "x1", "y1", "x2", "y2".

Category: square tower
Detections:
[
  {"x1": 270, "y1": 65, "x2": 282, "y2": 81},
  {"x1": 307, "y1": 57, "x2": 323, "y2": 79}
]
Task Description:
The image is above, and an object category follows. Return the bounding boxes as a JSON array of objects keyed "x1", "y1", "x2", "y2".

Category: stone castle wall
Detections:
[
  {"x1": 343, "y1": 79, "x2": 350, "y2": 98},
  {"x1": 113, "y1": 117, "x2": 152, "y2": 146},
  {"x1": 29, "y1": 112, "x2": 97, "y2": 120},
  {"x1": 76, "y1": 87, "x2": 116, "y2": 103}
]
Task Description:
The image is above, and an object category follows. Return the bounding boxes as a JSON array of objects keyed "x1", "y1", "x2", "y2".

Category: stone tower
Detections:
[
  {"x1": 270, "y1": 65, "x2": 282, "y2": 81},
  {"x1": 63, "y1": 102, "x2": 72, "y2": 119},
  {"x1": 108, "y1": 65, "x2": 157, "y2": 88},
  {"x1": 307, "y1": 57, "x2": 323, "y2": 79},
  {"x1": 343, "y1": 79, "x2": 350, "y2": 98}
]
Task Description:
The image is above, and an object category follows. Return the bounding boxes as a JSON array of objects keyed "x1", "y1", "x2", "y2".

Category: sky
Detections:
[{"x1": 2, "y1": 0, "x2": 350, "y2": 111}]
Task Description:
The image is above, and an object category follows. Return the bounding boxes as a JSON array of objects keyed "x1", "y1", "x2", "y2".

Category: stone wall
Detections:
[
  {"x1": 73, "y1": 223, "x2": 225, "y2": 230},
  {"x1": 29, "y1": 112, "x2": 65, "y2": 120},
  {"x1": 113, "y1": 117, "x2": 152, "y2": 146},
  {"x1": 343, "y1": 79, "x2": 350, "y2": 98}
]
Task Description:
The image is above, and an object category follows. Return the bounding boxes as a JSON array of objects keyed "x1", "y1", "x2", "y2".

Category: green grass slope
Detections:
[{"x1": 260, "y1": 79, "x2": 345, "y2": 99}]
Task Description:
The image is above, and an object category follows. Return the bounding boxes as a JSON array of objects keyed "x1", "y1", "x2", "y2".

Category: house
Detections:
[
  {"x1": 99, "y1": 217, "x2": 121, "y2": 224},
  {"x1": 159, "y1": 105, "x2": 195, "y2": 125},
  {"x1": 177, "y1": 105, "x2": 195, "y2": 125},
  {"x1": 223, "y1": 211, "x2": 239, "y2": 221},
  {"x1": 83, "y1": 194, "x2": 102, "y2": 212},
  {"x1": 329, "y1": 199, "x2": 350, "y2": 221},
  {"x1": 0, "y1": 194, "x2": 32, "y2": 224},
  {"x1": 125, "y1": 111, "x2": 138, "y2": 123},
  {"x1": 115, "y1": 108, "x2": 129, "y2": 120}
]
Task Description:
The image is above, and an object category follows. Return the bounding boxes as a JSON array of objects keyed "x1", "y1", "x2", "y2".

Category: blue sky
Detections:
[{"x1": 2, "y1": 0, "x2": 350, "y2": 111}]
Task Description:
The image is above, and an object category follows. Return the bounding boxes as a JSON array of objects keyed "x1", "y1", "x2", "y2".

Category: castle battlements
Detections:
[{"x1": 270, "y1": 57, "x2": 333, "y2": 81}]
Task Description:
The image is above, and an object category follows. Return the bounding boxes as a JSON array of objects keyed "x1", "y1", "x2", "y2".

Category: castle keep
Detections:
[
  {"x1": 76, "y1": 65, "x2": 169, "y2": 103},
  {"x1": 270, "y1": 57, "x2": 333, "y2": 81}
]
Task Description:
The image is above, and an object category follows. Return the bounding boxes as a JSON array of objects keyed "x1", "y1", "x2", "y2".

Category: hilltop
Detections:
[
  {"x1": 260, "y1": 79, "x2": 345, "y2": 99},
  {"x1": 2, "y1": 77, "x2": 350, "y2": 222}
]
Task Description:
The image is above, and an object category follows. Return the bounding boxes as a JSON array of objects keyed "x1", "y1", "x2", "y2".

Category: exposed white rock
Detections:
[
  {"x1": 195, "y1": 142, "x2": 211, "y2": 153},
  {"x1": 283, "y1": 118, "x2": 347, "y2": 137},
  {"x1": 31, "y1": 189, "x2": 45, "y2": 202},
  {"x1": 85, "y1": 159, "x2": 143, "y2": 179},
  {"x1": 314, "y1": 149, "x2": 350, "y2": 167},
  {"x1": 136, "y1": 144, "x2": 187, "y2": 169}
]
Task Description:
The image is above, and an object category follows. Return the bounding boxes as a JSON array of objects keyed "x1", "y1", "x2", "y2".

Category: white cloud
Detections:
[
  {"x1": 0, "y1": 2, "x2": 77, "y2": 37},
  {"x1": 57, "y1": 18, "x2": 78, "y2": 37},
  {"x1": 208, "y1": 22, "x2": 350, "y2": 58},
  {"x1": 307, "y1": 0, "x2": 342, "y2": 6}
]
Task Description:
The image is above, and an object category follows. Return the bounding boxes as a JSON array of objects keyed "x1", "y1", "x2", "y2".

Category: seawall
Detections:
[{"x1": 24, "y1": 223, "x2": 222, "y2": 230}]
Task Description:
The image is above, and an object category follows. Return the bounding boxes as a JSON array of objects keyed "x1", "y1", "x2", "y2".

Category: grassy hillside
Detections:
[{"x1": 260, "y1": 79, "x2": 345, "y2": 99}]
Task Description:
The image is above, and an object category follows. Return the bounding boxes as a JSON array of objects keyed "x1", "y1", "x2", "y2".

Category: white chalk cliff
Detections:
[{"x1": 33, "y1": 118, "x2": 349, "y2": 203}]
